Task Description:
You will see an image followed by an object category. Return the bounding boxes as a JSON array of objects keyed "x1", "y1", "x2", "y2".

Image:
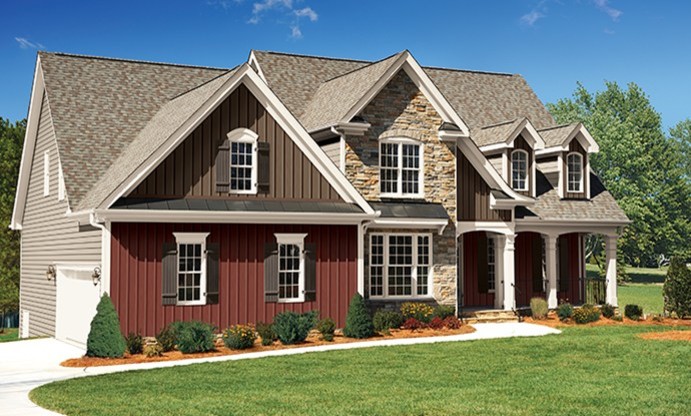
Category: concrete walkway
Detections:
[{"x1": 0, "y1": 323, "x2": 560, "y2": 415}]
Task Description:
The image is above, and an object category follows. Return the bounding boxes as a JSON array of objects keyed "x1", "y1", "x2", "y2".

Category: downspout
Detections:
[
  {"x1": 330, "y1": 126, "x2": 346, "y2": 173},
  {"x1": 89, "y1": 211, "x2": 111, "y2": 296}
]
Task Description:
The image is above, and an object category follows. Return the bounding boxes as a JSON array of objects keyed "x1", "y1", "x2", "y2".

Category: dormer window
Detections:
[
  {"x1": 228, "y1": 128, "x2": 258, "y2": 194},
  {"x1": 567, "y1": 152, "x2": 583, "y2": 193},
  {"x1": 511, "y1": 149, "x2": 529, "y2": 191},
  {"x1": 380, "y1": 139, "x2": 423, "y2": 198}
]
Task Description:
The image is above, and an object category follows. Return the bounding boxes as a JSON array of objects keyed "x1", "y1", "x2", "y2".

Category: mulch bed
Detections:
[
  {"x1": 524, "y1": 312, "x2": 691, "y2": 328},
  {"x1": 62, "y1": 326, "x2": 476, "y2": 368},
  {"x1": 637, "y1": 330, "x2": 691, "y2": 342}
]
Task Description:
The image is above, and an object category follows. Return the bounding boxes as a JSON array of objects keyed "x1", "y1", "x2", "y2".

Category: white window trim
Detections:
[
  {"x1": 379, "y1": 138, "x2": 424, "y2": 199},
  {"x1": 227, "y1": 128, "x2": 258, "y2": 195},
  {"x1": 369, "y1": 232, "x2": 433, "y2": 299},
  {"x1": 173, "y1": 232, "x2": 209, "y2": 306},
  {"x1": 58, "y1": 163, "x2": 65, "y2": 201},
  {"x1": 275, "y1": 233, "x2": 307, "y2": 303},
  {"x1": 43, "y1": 151, "x2": 50, "y2": 197},
  {"x1": 487, "y1": 236, "x2": 496, "y2": 293},
  {"x1": 511, "y1": 149, "x2": 529, "y2": 191},
  {"x1": 566, "y1": 152, "x2": 584, "y2": 193}
]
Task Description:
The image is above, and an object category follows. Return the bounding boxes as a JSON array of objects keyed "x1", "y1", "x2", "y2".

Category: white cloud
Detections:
[
  {"x1": 294, "y1": 7, "x2": 317, "y2": 22},
  {"x1": 240, "y1": 0, "x2": 316, "y2": 38},
  {"x1": 15, "y1": 37, "x2": 43, "y2": 49},
  {"x1": 594, "y1": 0, "x2": 622, "y2": 21},
  {"x1": 290, "y1": 25, "x2": 302, "y2": 39},
  {"x1": 250, "y1": 0, "x2": 292, "y2": 22},
  {"x1": 520, "y1": 10, "x2": 545, "y2": 26}
]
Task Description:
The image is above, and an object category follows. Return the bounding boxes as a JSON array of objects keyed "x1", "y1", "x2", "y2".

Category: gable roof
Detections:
[
  {"x1": 38, "y1": 52, "x2": 227, "y2": 208},
  {"x1": 471, "y1": 118, "x2": 525, "y2": 147},
  {"x1": 537, "y1": 122, "x2": 599, "y2": 153}
]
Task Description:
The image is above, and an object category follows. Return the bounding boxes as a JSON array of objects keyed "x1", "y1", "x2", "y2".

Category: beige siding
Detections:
[
  {"x1": 487, "y1": 155, "x2": 503, "y2": 178},
  {"x1": 321, "y1": 141, "x2": 341, "y2": 167},
  {"x1": 20, "y1": 92, "x2": 102, "y2": 337}
]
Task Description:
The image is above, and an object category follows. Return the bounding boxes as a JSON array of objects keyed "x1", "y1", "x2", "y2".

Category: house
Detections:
[{"x1": 11, "y1": 50, "x2": 628, "y2": 347}]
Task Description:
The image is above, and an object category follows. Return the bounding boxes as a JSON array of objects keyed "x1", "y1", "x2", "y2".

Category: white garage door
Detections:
[{"x1": 55, "y1": 266, "x2": 101, "y2": 348}]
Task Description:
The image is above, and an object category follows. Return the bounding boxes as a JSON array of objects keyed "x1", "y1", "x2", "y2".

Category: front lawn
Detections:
[
  {"x1": 31, "y1": 326, "x2": 690, "y2": 416},
  {"x1": 619, "y1": 284, "x2": 664, "y2": 314},
  {"x1": 0, "y1": 328, "x2": 18, "y2": 343}
]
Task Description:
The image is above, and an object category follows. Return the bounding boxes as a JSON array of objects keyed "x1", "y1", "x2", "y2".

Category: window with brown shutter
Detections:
[
  {"x1": 206, "y1": 243, "x2": 220, "y2": 304},
  {"x1": 264, "y1": 243, "x2": 278, "y2": 302},
  {"x1": 304, "y1": 243, "x2": 317, "y2": 301},
  {"x1": 162, "y1": 243, "x2": 178, "y2": 305},
  {"x1": 215, "y1": 139, "x2": 230, "y2": 193},
  {"x1": 257, "y1": 141, "x2": 270, "y2": 194}
]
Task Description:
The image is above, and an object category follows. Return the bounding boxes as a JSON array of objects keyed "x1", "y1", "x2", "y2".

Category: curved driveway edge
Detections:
[{"x1": 0, "y1": 323, "x2": 560, "y2": 415}]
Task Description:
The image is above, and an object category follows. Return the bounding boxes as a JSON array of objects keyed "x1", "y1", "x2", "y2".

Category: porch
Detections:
[{"x1": 458, "y1": 224, "x2": 619, "y2": 313}]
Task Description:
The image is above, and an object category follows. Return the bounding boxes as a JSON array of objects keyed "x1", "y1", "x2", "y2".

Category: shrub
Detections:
[
  {"x1": 651, "y1": 313, "x2": 665, "y2": 322},
  {"x1": 402, "y1": 318, "x2": 425, "y2": 330},
  {"x1": 373, "y1": 310, "x2": 404, "y2": 333},
  {"x1": 255, "y1": 322, "x2": 276, "y2": 346},
  {"x1": 143, "y1": 342, "x2": 163, "y2": 357},
  {"x1": 317, "y1": 318, "x2": 336, "y2": 341},
  {"x1": 432, "y1": 305, "x2": 456, "y2": 320},
  {"x1": 573, "y1": 304, "x2": 601, "y2": 324},
  {"x1": 156, "y1": 322, "x2": 181, "y2": 352},
  {"x1": 222, "y1": 325, "x2": 257, "y2": 350},
  {"x1": 343, "y1": 293, "x2": 374, "y2": 339},
  {"x1": 400, "y1": 302, "x2": 434, "y2": 323},
  {"x1": 664, "y1": 257, "x2": 691, "y2": 318},
  {"x1": 557, "y1": 302, "x2": 574, "y2": 322},
  {"x1": 175, "y1": 321, "x2": 216, "y2": 354},
  {"x1": 125, "y1": 332, "x2": 143, "y2": 355},
  {"x1": 86, "y1": 294, "x2": 126, "y2": 358},
  {"x1": 611, "y1": 314, "x2": 623, "y2": 322},
  {"x1": 624, "y1": 304, "x2": 643, "y2": 321},
  {"x1": 529, "y1": 297, "x2": 548, "y2": 320},
  {"x1": 273, "y1": 311, "x2": 318, "y2": 345},
  {"x1": 443, "y1": 316, "x2": 463, "y2": 329},
  {"x1": 428, "y1": 316, "x2": 444, "y2": 330},
  {"x1": 601, "y1": 303, "x2": 616, "y2": 319}
]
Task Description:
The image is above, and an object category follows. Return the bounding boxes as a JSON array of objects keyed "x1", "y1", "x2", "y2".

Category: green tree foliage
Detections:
[
  {"x1": 0, "y1": 118, "x2": 24, "y2": 329},
  {"x1": 86, "y1": 294, "x2": 126, "y2": 358},
  {"x1": 663, "y1": 257, "x2": 691, "y2": 318},
  {"x1": 343, "y1": 293, "x2": 374, "y2": 339},
  {"x1": 548, "y1": 82, "x2": 691, "y2": 266},
  {"x1": 668, "y1": 119, "x2": 691, "y2": 185}
]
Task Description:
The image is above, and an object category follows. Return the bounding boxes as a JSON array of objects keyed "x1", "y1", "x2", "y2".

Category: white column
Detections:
[
  {"x1": 605, "y1": 235, "x2": 618, "y2": 306},
  {"x1": 357, "y1": 222, "x2": 366, "y2": 296},
  {"x1": 545, "y1": 234, "x2": 558, "y2": 309},
  {"x1": 495, "y1": 236, "x2": 504, "y2": 309},
  {"x1": 501, "y1": 234, "x2": 516, "y2": 311}
]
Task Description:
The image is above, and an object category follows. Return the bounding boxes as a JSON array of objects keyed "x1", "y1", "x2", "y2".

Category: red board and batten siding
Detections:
[
  {"x1": 461, "y1": 232, "x2": 495, "y2": 307},
  {"x1": 110, "y1": 223, "x2": 357, "y2": 336}
]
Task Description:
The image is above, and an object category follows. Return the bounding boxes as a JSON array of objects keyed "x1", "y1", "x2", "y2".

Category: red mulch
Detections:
[
  {"x1": 524, "y1": 312, "x2": 691, "y2": 328},
  {"x1": 62, "y1": 326, "x2": 475, "y2": 368},
  {"x1": 637, "y1": 331, "x2": 691, "y2": 342}
]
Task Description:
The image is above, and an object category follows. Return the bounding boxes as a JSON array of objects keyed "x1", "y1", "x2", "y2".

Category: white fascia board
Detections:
[
  {"x1": 371, "y1": 217, "x2": 449, "y2": 235},
  {"x1": 535, "y1": 146, "x2": 565, "y2": 156},
  {"x1": 336, "y1": 121, "x2": 371, "y2": 136},
  {"x1": 101, "y1": 65, "x2": 374, "y2": 216},
  {"x1": 247, "y1": 50, "x2": 267, "y2": 83},
  {"x1": 514, "y1": 120, "x2": 545, "y2": 149},
  {"x1": 479, "y1": 142, "x2": 510, "y2": 153},
  {"x1": 574, "y1": 125, "x2": 599, "y2": 153},
  {"x1": 11, "y1": 56, "x2": 44, "y2": 231},
  {"x1": 438, "y1": 129, "x2": 467, "y2": 143},
  {"x1": 91, "y1": 209, "x2": 377, "y2": 225},
  {"x1": 515, "y1": 219, "x2": 629, "y2": 237},
  {"x1": 456, "y1": 220, "x2": 515, "y2": 237},
  {"x1": 489, "y1": 193, "x2": 520, "y2": 209},
  {"x1": 458, "y1": 138, "x2": 534, "y2": 205},
  {"x1": 341, "y1": 51, "x2": 471, "y2": 137}
]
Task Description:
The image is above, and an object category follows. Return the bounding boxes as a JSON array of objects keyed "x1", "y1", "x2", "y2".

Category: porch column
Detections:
[
  {"x1": 545, "y1": 234, "x2": 558, "y2": 309},
  {"x1": 501, "y1": 234, "x2": 516, "y2": 311},
  {"x1": 605, "y1": 235, "x2": 618, "y2": 306}
]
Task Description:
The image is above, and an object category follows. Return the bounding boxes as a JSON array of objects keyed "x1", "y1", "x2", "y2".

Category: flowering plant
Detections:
[
  {"x1": 400, "y1": 302, "x2": 434, "y2": 323},
  {"x1": 222, "y1": 325, "x2": 257, "y2": 350}
]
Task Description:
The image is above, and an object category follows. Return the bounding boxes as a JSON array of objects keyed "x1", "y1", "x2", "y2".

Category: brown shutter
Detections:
[
  {"x1": 162, "y1": 242, "x2": 178, "y2": 305},
  {"x1": 532, "y1": 235, "x2": 544, "y2": 293},
  {"x1": 257, "y1": 141, "x2": 270, "y2": 194},
  {"x1": 304, "y1": 243, "x2": 317, "y2": 302},
  {"x1": 559, "y1": 237, "x2": 570, "y2": 292},
  {"x1": 264, "y1": 242, "x2": 278, "y2": 302},
  {"x1": 216, "y1": 139, "x2": 230, "y2": 193},
  {"x1": 477, "y1": 233, "x2": 489, "y2": 294},
  {"x1": 206, "y1": 243, "x2": 219, "y2": 305}
]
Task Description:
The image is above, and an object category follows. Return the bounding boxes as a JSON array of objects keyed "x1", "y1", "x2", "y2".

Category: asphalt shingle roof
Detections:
[
  {"x1": 470, "y1": 118, "x2": 525, "y2": 147},
  {"x1": 538, "y1": 123, "x2": 581, "y2": 148}
]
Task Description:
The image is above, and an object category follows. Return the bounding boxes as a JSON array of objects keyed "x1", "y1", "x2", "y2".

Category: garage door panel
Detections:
[{"x1": 55, "y1": 266, "x2": 101, "y2": 348}]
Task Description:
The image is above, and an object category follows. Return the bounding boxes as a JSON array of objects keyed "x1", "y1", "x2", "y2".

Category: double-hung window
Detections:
[
  {"x1": 173, "y1": 232, "x2": 209, "y2": 305},
  {"x1": 380, "y1": 139, "x2": 423, "y2": 197},
  {"x1": 511, "y1": 149, "x2": 528, "y2": 191},
  {"x1": 275, "y1": 233, "x2": 307, "y2": 302},
  {"x1": 566, "y1": 152, "x2": 583, "y2": 193},
  {"x1": 369, "y1": 233, "x2": 432, "y2": 298},
  {"x1": 228, "y1": 128, "x2": 258, "y2": 194}
]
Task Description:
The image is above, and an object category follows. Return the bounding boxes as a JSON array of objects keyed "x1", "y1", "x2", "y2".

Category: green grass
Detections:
[
  {"x1": 619, "y1": 284, "x2": 664, "y2": 314},
  {"x1": 0, "y1": 328, "x2": 18, "y2": 343},
  {"x1": 31, "y1": 326, "x2": 690, "y2": 416},
  {"x1": 586, "y1": 264, "x2": 668, "y2": 283}
]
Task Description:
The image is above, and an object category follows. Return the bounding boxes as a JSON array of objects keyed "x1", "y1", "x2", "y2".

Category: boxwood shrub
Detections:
[
  {"x1": 557, "y1": 302, "x2": 574, "y2": 322},
  {"x1": 373, "y1": 310, "x2": 404, "y2": 333},
  {"x1": 624, "y1": 304, "x2": 643, "y2": 321},
  {"x1": 601, "y1": 303, "x2": 616, "y2": 319},
  {"x1": 175, "y1": 321, "x2": 216, "y2": 354},
  {"x1": 273, "y1": 311, "x2": 318, "y2": 345}
]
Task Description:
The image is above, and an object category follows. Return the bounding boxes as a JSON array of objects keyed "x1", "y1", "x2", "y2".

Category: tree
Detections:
[
  {"x1": 663, "y1": 257, "x2": 691, "y2": 318},
  {"x1": 548, "y1": 83, "x2": 691, "y2": 266},
  {"x1": 0, "y1": 118, "x2": 24, "y2": 331},
  {"x1": 86, "y1": 294, "x2": 126, "y2": 357},
  {"x1": 343, "y1": 293, "x2": 374, "y2": 339}
]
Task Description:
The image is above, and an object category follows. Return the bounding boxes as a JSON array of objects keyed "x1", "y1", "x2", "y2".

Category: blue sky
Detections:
[{"x1": 2, "y1": 1, "x2": 690, "y2": 130}]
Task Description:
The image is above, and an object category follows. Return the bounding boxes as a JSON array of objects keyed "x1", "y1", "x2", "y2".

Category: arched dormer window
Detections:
[
  {"x1": 227, "y1": 128, "x2": 258, "y2": 194},
  {"x1": 567, "y1": 152, "x2": 583, "y2": 193},
  {"x1": 379, "y1": 138, "x2": 423, "y2": 197},
  {"x1": 511, "y1": 149, "x2": 529, "y2": 191}
]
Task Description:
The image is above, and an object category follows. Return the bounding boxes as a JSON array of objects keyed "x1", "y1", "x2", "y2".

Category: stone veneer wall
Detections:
[{"x1": 345, "y1": 70, "x2": 457, "y2": 307}]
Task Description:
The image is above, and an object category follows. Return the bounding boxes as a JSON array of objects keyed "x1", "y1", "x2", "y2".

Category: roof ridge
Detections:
[
  {"x1": 40, "y1": 51, "x2": 230, "y2": 71},
  {"x1": 537, "y1": 122, "x2": 580, "y2": 132},
  {"x1": 321, "y1": 51, "x2": 404, "y2": 83},
  {"x1": 480, "y1": 118, "x2": 521, "y2": 130},
  {"x1": 253, "y1": 50, "x2": 373, "y2": 64},
  {"x1": 423, "y1": 64, "x2": 515, "y2": 77}
]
